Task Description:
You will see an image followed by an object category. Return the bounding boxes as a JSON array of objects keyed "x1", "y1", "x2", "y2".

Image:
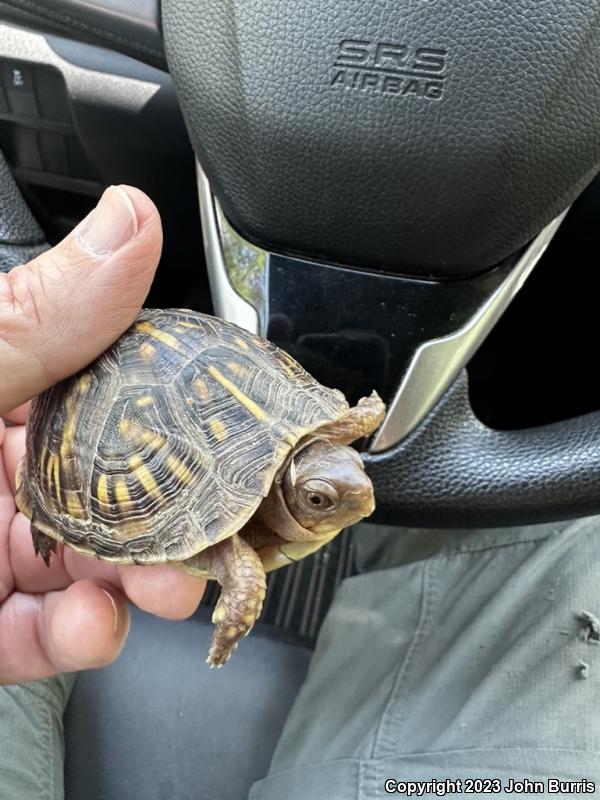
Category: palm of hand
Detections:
[{"x1": 0, "y1": 408, "x2": 205, "y2": 685}]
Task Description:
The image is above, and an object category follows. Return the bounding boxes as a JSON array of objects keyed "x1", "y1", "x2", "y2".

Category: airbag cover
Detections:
[{"x1": 163, "y1": 1, "x2": 600, "y2": 275}]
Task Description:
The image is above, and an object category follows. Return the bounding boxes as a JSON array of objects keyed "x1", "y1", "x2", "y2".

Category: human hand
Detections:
[{"x1": 0, "y1": 186, "x2": 206, "y2": 685}]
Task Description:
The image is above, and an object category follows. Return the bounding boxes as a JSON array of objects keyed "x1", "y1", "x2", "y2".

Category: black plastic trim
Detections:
[{"x1": 0, "y1": 0, "x2": 165, "y2": 70}]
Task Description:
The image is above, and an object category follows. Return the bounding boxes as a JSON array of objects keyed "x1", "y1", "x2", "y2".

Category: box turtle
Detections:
[{"x1": 16, "y1": 309, "x2": 385, "y2": 666}]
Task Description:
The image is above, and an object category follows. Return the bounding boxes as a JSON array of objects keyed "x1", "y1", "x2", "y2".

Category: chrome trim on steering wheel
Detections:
[
  {"x1": 196, "y1": 161, "x2": 267, "y2": 334},
  {"x1": 369, "y1": 209, "x2": 570, "y2": 452},
  {"x1": 197, "y1": 159, "x2": 569, "y2": 454}
]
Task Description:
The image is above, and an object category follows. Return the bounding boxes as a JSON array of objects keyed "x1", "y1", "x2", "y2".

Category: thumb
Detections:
[{"x1": 0, "y1": 185, "x2": 162, "y2": 415}]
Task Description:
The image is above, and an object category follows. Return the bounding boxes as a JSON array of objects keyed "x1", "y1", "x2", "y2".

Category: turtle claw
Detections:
[
  {"x1": 31, "y1": 525, "x2": 56, "y2": 567},
  {"x1": 206, "y1": 594, "x2": 264, "y2": 667}
]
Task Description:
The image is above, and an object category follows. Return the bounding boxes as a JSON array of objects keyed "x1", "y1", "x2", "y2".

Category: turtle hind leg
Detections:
[
  {"x1": 31, "y1": 524, "x2": 57, "y2": 567},
  {"x1": 181, "y1": 533, "x2": 267, "y2": 668}
]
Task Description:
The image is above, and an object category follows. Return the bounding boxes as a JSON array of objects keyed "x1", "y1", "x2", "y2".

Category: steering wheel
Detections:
[{"x1": 7, "y1": 1, "x2": 600, "y2": 527}]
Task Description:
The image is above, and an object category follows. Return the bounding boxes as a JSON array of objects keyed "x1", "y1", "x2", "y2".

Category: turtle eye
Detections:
[
  {"x1": 302, "y1": 480, "x2": 338, "y2": 511},
  {"x1": 307, "y1": 492, "x2": 330, "y2": 508}
]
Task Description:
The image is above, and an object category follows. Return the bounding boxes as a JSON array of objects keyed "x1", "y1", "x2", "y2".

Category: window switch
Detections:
[
  {"x1": 3, "y1": 63, "x2": 39, "y2": 118},
  {"x1": 3, "y1": 63, "x2": 33, "y2": 93}
]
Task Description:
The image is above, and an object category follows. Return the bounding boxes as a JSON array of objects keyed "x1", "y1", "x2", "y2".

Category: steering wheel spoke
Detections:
[{"x1": 196, "y1": 162, "x2": 581, "y2": 526}]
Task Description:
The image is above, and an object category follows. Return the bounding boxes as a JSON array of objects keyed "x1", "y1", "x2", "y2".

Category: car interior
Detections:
[{"x1": 2, "y1": 3, "x2": 600, "y2": 798}]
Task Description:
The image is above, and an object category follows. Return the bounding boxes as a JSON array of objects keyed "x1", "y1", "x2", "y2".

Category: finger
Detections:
[
  {"x1": 9, "y1": 512, "x2": 120, "y2": 593},
  {"x1": 0, "y1": 185, "x2": 163, "y2": 414},
  {"x1": 8, "y1": 513, "x2": 72, "y2": 593},
  {"x1": 0, "y1": 580, "x2": 130, "y2": 684},
  {"x1": 118, "y1": 563, "x2": 206, "y2": 620},
  {"x1": 2, "y1": 402, "x2": 29, "y2": 425},
  {"x1": 9, "y1": 511, "x2": 205, "y2": 618},
  {"x1": 0, "y1": 425, "x2": 15, "y2": 603}
]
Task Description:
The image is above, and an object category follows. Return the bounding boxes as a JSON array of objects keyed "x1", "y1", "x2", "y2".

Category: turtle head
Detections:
[{"x1": 282, "y1": 440, "x2": 375, "y2": 535}]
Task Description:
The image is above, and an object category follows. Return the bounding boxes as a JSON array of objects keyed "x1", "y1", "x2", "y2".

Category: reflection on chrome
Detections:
[
  {"x1": 214, "y1": 203, "x2": 268, "y2": 331},
  {"x1": 196, "y1": 160, "x2": 268, "y2": 335}
]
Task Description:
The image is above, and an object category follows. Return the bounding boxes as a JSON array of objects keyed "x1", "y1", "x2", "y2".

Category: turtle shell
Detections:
[{"x1": 17, "y1": 309, "x2": 350, "y2": 564}]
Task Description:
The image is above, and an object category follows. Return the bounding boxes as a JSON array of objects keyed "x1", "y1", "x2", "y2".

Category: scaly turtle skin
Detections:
[{"x1": 16, "y1": 309, "x2": 385, "y2": 666}]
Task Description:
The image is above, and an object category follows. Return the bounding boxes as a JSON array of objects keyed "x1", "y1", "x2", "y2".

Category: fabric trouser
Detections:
[
  {"x1": 3, "y1": 518, "x2": 600, "y2": 799},
  {"x1": 250, "y1": 518, "x2": 600, "y2": 798},
  {"x1": 0, "y1": 673, "x2": 74, "y2": 799}
]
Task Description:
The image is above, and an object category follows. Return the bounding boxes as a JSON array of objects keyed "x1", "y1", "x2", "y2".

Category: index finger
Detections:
[
  {"x1": 9, "y1": 514, "x2": 206, "y2": 620},
  {"x1": 2, "y1": 402, "x2": 29, "y2": 425}
]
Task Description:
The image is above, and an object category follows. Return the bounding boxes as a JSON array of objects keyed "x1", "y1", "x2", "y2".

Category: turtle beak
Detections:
[
  {"x1": 363, "y1": 489, "x2": 376, "y2": 517},
  {"x1": 344, "y1": 484, "x2": 376, "y2": 520}
]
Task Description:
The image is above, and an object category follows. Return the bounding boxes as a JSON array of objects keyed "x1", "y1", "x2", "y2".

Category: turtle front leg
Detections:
[
  {"x1": 316, "y1": 390, "x2": 386, "y2": 445},
  {"x1": 181, "y1": 533, "x2": 267, "y2": 668}
]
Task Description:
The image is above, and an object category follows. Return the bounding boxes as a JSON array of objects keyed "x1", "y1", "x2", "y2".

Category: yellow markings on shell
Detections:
[
  {"x1": 139, "y1": 342, "x2": 156, "y2": 361},
  {"x1": 65, "y1": 489, "x2": 85, "y2": 519},
  {"x1": 127, "y1": 454, "x2": 161, "y2": 498},
  {"x1": 60, "y1": 390, "x2": 79, "y2": 457},
  {"x1": 134, "y1": 464, "x2": 162, "y2": 499},
  {"x1": 45, "y1": 452, "x2": 62, "y2": 510},
  {"x1": 178, "y1": 320, "x2": 201, "y2": 329},
  {"x1": 166, "y1": 454, "x2": 193, "y2": 484},
  {"x1": 278, "y1": 353, "x2": 299, "y2": 379},
  {"x1": 234, "y1": 337, "x2": 249, "y2": 351},
  {"x1": 45, "y1": 452, "x2": 55, "y2": 487},
  {"x1": 115, "y1": 518, "x2": 148, "y2": 540},
  {"x1": 139, "y1": 430, "x2": 166, "y2": 450},
  {"x1": 136, "y1": 395, "x2": 153, "y2": 407},
  {"x1": 52, "y1": 455, "x2": 61, "y2": 499},
  {"x1": 60, "y1": 429, "x2": 75, "y2": 458},
  {"x1": 119, "y1": 421, "x2": 165, "y2": 450},
  {"x1": 226, "y1": 361, "x2": 247, "y2": 378},
  {"x1": 207, "y1": 366, "x2": 268, "y2": 422},
  {"x1": 194, "y1": 378, "x2": 210, "y2": 400},
  {"x1": 119, "y1": 419, "x2": 134, "y2": 438},
  {"x1": 210, "y1": 419, "x2": 228, "y2": 442},
  {"x1": 77, "y1": 374, "x2": 92, "y2": 392},
  {"x1": 114, "y1": 477, "x2": 130, "y2": 506},
  {"x1": 133, "y1": 321, "x2": 185, "y2": 353},
  {"x1": 97, "y1": 474, "x2": 109, "y2": 505}
]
